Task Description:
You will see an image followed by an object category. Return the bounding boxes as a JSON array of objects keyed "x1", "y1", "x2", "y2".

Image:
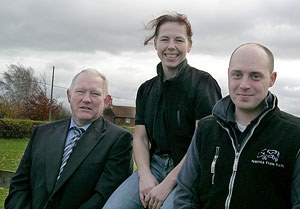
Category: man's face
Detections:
[
  {"x1": 228, "y1": 45, "x2": 276, "y2": 116},
  {"x1": 67, "y1": 73, "x2": 105, "y2": 126}
]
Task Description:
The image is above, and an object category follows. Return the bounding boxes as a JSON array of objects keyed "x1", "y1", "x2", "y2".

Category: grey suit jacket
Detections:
[{"x1": 5, "y1": 116, "x2": 133, "y2": 209}]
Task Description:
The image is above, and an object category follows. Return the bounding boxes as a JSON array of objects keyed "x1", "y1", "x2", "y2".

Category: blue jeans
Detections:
[{"x1": 103, "y1": 154, "x2": 175, "y2": 209}]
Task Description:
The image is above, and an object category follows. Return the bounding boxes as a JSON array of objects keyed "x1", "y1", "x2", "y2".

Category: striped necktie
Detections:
[{"x1": 57, "y1": 127, "x2": 85, "y2": 180}]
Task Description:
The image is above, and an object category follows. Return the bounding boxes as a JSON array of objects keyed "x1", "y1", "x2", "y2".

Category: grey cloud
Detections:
[
  {"x1": 1, "y1": 0, "x2": 300, "y2": 58},
  {"x1": 0, "y1": 0, "x2": 300, "y2": 115},
  {"x1": 0, "y1": 0, "x2": 146, "y2": 53},
  {"x1": 189, "y1": 0, "x2": 300, "y2": 58}
]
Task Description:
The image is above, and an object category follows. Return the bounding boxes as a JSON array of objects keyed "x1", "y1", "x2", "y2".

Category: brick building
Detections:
[{"x1": 103, "y1": 105, "x2": 135, "y2": 126}]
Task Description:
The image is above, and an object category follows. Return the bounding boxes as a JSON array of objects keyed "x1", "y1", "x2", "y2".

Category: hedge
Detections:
[
  {"x1": 0, "y1": 118, "x2": 134, "y2": 139},
  {"x1": 0, "y1": 118, "x2": 47, "y2": 139}
]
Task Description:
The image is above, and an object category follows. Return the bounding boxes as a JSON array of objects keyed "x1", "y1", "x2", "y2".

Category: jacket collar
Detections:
[
  {"x1": 213, "y1": 92, "x2": 277, "y2": 124},
  {"x1": 46, "y1": 116, "x2": 106, "y2": 195},
  {"x1": 156, "y1": 59, "x2": 188, "y2": 83}
]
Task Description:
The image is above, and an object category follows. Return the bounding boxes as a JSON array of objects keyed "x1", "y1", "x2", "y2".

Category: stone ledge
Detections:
[{"x1": 0, "y1": 169, "x2": 14, "y2": 188}]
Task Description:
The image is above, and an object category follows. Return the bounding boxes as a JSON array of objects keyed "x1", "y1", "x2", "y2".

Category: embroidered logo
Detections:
[
  {"x1": 257, "y1": 148, "x2": 279, "y2": 162},
  {"x1": 251, "y1": 148, "x2": 284, "y2": 168}
]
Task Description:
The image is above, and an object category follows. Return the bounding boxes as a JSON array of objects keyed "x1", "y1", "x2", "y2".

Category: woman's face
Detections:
[{"x1": 154, "y1": 22, "x2": 192, "y2": 71}]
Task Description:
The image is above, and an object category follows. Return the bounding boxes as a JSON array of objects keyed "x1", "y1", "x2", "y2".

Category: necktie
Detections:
[{"x1": 57, "y1": 127, "x2": 85, "y2": 180}]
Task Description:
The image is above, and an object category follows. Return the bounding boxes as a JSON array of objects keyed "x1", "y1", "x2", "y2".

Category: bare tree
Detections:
[
  {"x1": 0, "y1": 64, "x2": 41, "y2": 107},
  {"x1": 0, "y1": 63, "x2": 69, "y2": 120}
]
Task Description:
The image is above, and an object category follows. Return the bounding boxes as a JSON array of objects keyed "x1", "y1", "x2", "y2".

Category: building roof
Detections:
[{"x1": 103, "y1": 105, "x2": 135, "y2": 118}]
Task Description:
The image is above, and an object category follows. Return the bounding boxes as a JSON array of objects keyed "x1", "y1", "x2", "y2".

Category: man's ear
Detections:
[
  {"x1": 104, "y1": 95, "x2": 112, "y2": 108},
  {"x1": 67, "y1": 89, "x2": 71, "y2": 102},
  {"x1": 269, "y1": 72, "x2": 277, "y2": 87}
]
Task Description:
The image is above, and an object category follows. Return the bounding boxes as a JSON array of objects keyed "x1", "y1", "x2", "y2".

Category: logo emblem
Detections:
[
  {"x1": 252, "y1": 148, "x2": 284, "y2": 168},
  {"x1": 257, "y1": 148, "x2": 280, "y2": 162}
]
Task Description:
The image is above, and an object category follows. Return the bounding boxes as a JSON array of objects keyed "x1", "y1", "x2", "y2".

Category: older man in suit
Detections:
[{"x1": 5, "y1": 69, "x2": 133, "y2": 209}]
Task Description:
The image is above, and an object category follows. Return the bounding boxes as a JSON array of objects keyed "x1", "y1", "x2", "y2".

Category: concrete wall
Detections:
[{"x1": 0, "y1": 170, "x2": 14, "y2": 188}]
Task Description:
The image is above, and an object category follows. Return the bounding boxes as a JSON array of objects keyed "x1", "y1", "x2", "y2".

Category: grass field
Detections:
[
  {"x1": 0, "y1": 138, "x2": 28, "y2": 171},
  {"x1": 0, "y1": 187, "x2": 8, "y2": 209},
  {"x1": 0, "y1": 138, "x2": 28, "y2": 209}
]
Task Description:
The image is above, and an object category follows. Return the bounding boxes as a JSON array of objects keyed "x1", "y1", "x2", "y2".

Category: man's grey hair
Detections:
[{"x1": 69, "y1": 68, "x2": 108, "y2": 96}]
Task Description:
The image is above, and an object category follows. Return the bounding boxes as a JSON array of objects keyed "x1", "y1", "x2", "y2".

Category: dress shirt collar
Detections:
[{"x1": 69, "y1": 117, "x2": 91, "y2": 131}]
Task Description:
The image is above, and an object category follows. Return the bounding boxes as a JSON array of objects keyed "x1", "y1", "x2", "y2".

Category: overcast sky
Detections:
[{"x1": 0, "y1": 0, "x2": 299, "y2": 116}]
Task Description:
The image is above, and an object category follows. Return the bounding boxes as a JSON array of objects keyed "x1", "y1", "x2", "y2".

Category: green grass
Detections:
[
  {"x1": 0, "y1": 187, "x2": 8, "y2": 209},
  {"x1": 0, "y1": 138, "x2": 29, "y2": 209},
  {"x1": 0, "y1": 138, "x2": 28, "y2": 171}
]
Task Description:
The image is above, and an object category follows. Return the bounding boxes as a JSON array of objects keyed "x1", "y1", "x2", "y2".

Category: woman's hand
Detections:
[
  {"x1": 139, "y1": 172, "x2": 159, "y2": 208},
  {"x1": 145, "y1": 180, "x2": 173, "y2": 209}
]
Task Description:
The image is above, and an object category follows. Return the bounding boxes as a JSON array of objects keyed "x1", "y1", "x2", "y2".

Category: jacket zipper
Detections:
[
  {"x1": 177, "y1": 110, "x2": 180, "y2": 128},
  {"x1": 211, "y1": 146, "x2": 220, "y2": 184},
  {"x1": 177, "y1": 98, "x2": 181, "y2": 128},
  {"x1": 218, "y1": 107, "x2": 273, "y2": 209}
]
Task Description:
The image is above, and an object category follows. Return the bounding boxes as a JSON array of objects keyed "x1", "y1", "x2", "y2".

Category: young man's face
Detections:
[{"x1": 228, "y1": 45, "x2": 277, "y2": 117}]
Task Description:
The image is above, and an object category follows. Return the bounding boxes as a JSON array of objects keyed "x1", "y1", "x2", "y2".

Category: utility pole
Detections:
[{"x1": 49, "y1": 66, "x2": 55, "y2": 122}]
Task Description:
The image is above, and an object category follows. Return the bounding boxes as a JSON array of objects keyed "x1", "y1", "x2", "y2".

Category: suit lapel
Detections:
[
  {"x1": 45, "y1": 120, "x2": 69, "y2": 194},
  {"x1": 53, "y1": 117, "x2": 106, "y2": 193}
]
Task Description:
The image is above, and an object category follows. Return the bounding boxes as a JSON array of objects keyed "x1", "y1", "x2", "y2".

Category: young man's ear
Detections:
[{"x1": 269, "y1": 72, "x2": 277, "y2": 87}]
